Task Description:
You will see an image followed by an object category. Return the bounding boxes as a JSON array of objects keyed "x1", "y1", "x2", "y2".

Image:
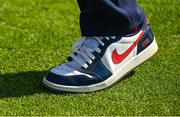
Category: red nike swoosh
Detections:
[{"x1": 112, "y1": 30, "x2": 146, "y2": 64}]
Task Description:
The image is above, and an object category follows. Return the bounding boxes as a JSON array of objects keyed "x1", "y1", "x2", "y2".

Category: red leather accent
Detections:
[{"x1": 112, "y1": 30, "x2": 146, "y2": 64}]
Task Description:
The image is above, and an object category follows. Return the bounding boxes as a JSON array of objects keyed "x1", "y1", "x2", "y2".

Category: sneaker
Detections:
[{"x1": 43, "y1": 20, "x2": 158, "y2": 92}]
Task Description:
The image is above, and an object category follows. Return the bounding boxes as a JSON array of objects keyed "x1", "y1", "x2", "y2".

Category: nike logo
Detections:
[{"x1": 112, "y1": 30, "x2": 146, "y2": 64}]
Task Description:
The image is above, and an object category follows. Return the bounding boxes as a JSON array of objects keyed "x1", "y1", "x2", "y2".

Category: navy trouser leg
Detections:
[{"x1": 77, "y1": 0, "x2": 146, "y2": 36}]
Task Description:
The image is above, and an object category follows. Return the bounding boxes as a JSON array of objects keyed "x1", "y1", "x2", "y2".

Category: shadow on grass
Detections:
[
  {"x1": 0, "y1": 71, "x2": 48, "y2": 98},
  {"x1": 0, "y1": 70, "x2": 135, "y2": 98}
]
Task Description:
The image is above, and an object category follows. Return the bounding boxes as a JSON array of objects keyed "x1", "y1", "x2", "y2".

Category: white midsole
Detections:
[{"x1": 43, "y1": 38, "x2": 158, "y2": 92}]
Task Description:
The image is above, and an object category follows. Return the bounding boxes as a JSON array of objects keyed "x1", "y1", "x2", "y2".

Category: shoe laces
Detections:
[{"x1": 69, "y1": 36, "x2": 115, "y2": 69}]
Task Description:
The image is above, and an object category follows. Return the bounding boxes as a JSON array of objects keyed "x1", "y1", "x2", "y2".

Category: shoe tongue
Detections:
[{"x1": 84, "y1": 37, "x2": 99, "y2": 49}]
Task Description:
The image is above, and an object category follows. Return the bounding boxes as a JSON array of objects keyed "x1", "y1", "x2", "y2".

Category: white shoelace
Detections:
[{"x1": 70, "y1": 36, "x2": 114, "y2": 69}]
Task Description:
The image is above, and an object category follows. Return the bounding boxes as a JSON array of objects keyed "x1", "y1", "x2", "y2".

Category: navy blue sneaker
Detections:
[{"x1": 43, "y1": 20, "x2": 158, "y2": 92}]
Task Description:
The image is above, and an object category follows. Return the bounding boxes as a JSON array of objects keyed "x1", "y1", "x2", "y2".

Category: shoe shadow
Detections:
[
  {"x1": 0, "y1": 71, "x2": 48, "y2": 98},
  {"x1": 0, "y1": 70, "x2": 135, "y2": 98}
]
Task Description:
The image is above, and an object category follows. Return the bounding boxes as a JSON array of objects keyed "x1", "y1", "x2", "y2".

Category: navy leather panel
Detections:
[{"x1": 83, "y1": 58, "x2": 112, "y2": 81}]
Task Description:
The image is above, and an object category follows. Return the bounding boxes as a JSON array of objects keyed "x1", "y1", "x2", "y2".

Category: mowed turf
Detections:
[{"x1": 0, "y1": 0, "x2": 179, "y2": 115}]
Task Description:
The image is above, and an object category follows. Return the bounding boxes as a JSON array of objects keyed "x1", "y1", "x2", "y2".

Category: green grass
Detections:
[{"x1": 0, "y1": 0, "x2": 179, "y2": 115}]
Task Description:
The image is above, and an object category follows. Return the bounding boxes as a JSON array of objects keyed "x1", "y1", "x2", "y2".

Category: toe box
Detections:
[{"x1": 44, "y1": 71, "x2": 103, "y2": 86}]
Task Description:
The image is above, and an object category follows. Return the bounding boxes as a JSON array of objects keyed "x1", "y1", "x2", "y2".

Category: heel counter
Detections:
[{"x1": 137, "y1": 26, "x2": 155, "y2": 54}]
